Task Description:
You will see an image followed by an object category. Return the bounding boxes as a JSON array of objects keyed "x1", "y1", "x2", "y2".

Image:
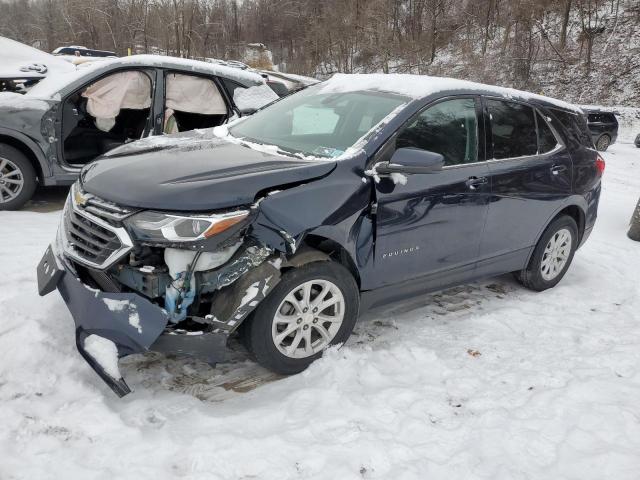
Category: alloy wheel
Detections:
[
  {"x1": 271, "y1": 279, "x2": 345, "y2": 359},
  {"x1": 540, "y1": 228, "x2": 572, "y2": 281},
  {"x1": 0, "y1": 157, "x2": 25, "y2": 203}
]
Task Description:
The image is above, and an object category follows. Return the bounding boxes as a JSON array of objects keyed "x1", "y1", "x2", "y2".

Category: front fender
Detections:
[
  {"x1": 250, "y1": 154, "x2": 372, "y2": 254},
  {"x1": 0, "y1": 125, "x2": 51, "y2": 178}
]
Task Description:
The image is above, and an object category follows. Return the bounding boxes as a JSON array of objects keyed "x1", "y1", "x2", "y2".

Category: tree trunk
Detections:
[
  {"x1": 628, "y1": 198, "x2": 640, "y2": 241},
  {"x1": 560, "y1": 0, "x2": 572, "y2": 49}
]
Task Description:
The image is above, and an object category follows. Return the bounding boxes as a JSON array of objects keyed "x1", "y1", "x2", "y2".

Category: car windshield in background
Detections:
[{"x1": 229, "y1": 86, "x2": 408, "y2": 158}]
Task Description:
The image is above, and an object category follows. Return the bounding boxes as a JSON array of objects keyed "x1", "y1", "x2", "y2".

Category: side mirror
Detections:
[
  {"x1": 375, "y1": 148, "x2": 444, "y2": 175},
  {"x1": 239, "y1": 107, "x2": 257, "y2": 116}
]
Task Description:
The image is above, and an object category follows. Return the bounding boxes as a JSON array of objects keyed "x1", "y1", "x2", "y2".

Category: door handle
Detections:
[
  {"x1": 466, "y1": 176, "x2": 488, "y2": 189},
  {"x1": 550, "y1": 165, "x2": 568, "y2": 175}
]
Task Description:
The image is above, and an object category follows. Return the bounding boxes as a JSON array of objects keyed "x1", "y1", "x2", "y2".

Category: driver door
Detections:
[{"x1": 372, "y1": 96, "x2": 491, "y2": 289}]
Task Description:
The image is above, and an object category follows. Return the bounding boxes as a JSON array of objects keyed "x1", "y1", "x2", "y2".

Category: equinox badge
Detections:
[{"x1": 382, "y1": 246, "x2": 420, "y2": 259}]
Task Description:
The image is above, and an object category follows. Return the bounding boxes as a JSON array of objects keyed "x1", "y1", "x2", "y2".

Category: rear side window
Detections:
[
  {"x1": 222, "y1": 79, "x2": 244, "y2": 98},
  {"x1": 486, "y1": 99, "x2": 537, "y2": 159},
  {"x1": 551, "y1": 108, "x2": 593, "y2": 149},
  {"x1": 536, "y1": 112, "x2": 558, "y2": 154},
  {"x1": 396, "y1": 98, "x2": 478, "y2": 166},
  {"x1": 587, "y1": 112, "x2": 616, "y2": 123}
]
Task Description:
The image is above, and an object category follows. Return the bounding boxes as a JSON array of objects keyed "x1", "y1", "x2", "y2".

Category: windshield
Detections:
[{"x1": 229, "y1": 85, "x2": 408, "y2": 158}]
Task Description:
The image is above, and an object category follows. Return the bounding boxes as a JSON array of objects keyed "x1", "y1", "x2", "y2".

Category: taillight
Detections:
[{"x1": 595, "y1": 155, "x2": 605, "y2": 176}]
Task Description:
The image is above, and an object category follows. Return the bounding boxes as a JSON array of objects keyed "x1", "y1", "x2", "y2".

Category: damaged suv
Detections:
[
  {"x1": 38, "y1": 74, "x2": 603, "y2": 396},
  {"x1": 0, "y1": 55, "x2": 277, "y2": 210}
]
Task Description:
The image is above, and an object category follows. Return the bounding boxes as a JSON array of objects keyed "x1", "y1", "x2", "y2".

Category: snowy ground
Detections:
[{"x1": 1, "y1": 144, "x2": 639, "y2": 480}]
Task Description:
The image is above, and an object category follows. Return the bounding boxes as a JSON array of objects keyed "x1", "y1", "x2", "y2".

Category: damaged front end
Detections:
[{"x1": 38, "y1": 182, "x2": 289, "y2": 396}]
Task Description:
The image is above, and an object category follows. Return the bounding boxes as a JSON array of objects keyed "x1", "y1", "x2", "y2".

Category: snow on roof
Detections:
[
  {"x1": 261, "y1": 70, "x2": 319, "y2": 86},
  {"x1": 319, "y1": 73, "x2": 581, "y2": 113},
  {"x1": 0, "y1": 36, "x2": 76, "y2": 79},
  {"x1": 26, "y1": 54, "x2": 265, "y2": 99}
]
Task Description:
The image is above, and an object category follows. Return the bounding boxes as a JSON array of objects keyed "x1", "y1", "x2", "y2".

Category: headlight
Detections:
[{"x1": 124, "y1": 210, "x2": 249, "y2": 243}]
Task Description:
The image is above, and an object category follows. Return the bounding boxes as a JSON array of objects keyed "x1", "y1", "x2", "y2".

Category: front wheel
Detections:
[
  {"x1": 515, "y1": 215, "x2": 578, "y2": 291},
  {"x1": 246, "y1": 261, "x2": 359, "y2": 375},
  {"x1": 0, "y1": 144, "x2": 37, "y2": 211}
]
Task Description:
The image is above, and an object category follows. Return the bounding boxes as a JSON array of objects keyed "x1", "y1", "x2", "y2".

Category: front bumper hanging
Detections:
[{"x1": 37, "y1": 244, "x2": 239, "y2": 397}]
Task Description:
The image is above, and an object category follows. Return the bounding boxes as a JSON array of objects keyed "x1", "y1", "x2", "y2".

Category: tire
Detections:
[
  {"x1": 596, "y1": 134, "x2": 611, "y2": 152},
  {"x1": 628, "y1": 198, "x2": 640, "y2": 242},
  {"x1": 515, "y1": 215, "x2": 579, "y2": 292},
  {"x1": 246, "y1": 261, "x2": 359, "y2": 375},
  {"x1": 0, "y1": 144, "x2": 37, "y2": 211}
]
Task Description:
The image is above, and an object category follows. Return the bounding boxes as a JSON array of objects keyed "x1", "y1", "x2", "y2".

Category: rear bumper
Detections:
[{"x1": 38, "y1": 243, "x2": 233, "y2": 396}]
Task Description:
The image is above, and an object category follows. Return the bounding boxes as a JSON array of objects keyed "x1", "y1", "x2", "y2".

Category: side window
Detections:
[
  {"x1": 222, "y1": 79, "x2": 244, "y2": 99},
  {"x1": 536, "y1": 112, "x2": 559, "y2": 154},
  {"x1": 486, "y1": 99, "x2": 537, "y2": 159},
  {"x1": 163, "y1": 72, "x2": 228, "y2": 133},
  {"x1": 550, "y1": 108, "x2": 594, "y2": 149},
  {"x1": 396, "y1": 98, "x2": 478, "y2": 166}
]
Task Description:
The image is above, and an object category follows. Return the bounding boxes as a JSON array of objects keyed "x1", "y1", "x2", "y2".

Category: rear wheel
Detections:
[
  {"x1": 596, "y1": 134, "x2": 611, "y2": 152},
  {"x1": 0, "y1": 144, "x2": 37, "y2": 211},
  {"x1": 246, "y1": 261, "x2": 359, "y2": 375},
  {"x1": 515, "y1": 215, "x2": 578, "y2": 291}
]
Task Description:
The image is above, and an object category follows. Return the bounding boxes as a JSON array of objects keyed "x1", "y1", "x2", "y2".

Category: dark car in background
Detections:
[
  {"x1": 583, "y1": 108, "x2": 618, "y2": 151},
  {"x1": 52, "y1": 46, "x2": 117, "y2": 58},
  {"x1": 0, "y1": 55, "x2": 277, "y2": 210},
  {"x1": 635, "y1": 133, "x2": 639, "y2": 148},
  {"x1": 37, "y1": 74, "x2": 603, "y2": 396}
]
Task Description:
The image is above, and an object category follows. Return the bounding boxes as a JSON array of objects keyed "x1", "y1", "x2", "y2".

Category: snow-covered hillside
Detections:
[{"x1": 1, "y1": 144, "x2": 639, "y2": 479}]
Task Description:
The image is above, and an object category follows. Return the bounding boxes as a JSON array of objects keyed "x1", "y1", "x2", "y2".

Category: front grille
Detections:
[
  {"x1": 83, "y1": 195, "x2": 135, "y2": 223},
  {"x1": 65, "y1": 210, "x2": 122, "y2": 265},
  {"x1": 60, "y1": 184, "x2": 134, "y2": 270}
]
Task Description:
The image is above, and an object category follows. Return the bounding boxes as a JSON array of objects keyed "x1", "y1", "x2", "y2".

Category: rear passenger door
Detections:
[{"x1": 478, "y1": 98, "x2": 572, "y2": 275}]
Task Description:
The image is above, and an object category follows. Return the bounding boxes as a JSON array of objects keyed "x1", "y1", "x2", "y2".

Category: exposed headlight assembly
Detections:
[{"x1": 124, "y1": 210, "x2": 249, "y2": 243}]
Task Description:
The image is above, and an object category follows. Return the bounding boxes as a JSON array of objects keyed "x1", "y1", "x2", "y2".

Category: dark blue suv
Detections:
[{"x1": 38, "y1": 75, "x2": 604, "y2": 396}]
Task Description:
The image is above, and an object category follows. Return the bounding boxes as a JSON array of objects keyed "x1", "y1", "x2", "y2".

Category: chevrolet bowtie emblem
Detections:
[{"x1": 74, "y1": 190, "x2": 88, "y2": 206}]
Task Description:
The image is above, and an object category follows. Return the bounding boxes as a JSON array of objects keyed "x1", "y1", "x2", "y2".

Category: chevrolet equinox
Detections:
[{"x1": 38, "y1": 74, "x2": 603, "y2": 396}]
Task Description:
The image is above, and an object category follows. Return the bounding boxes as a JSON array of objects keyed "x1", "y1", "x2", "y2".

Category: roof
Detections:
[
  {"x1": 318, "y1": 73, "x2": 581, "y2": 113},
  {"x1": 260, "y1": 70, "x2": 319, "y2": 86},
  {"x1": 26, "y1": 54, "x2": 265, "y2": 99}
]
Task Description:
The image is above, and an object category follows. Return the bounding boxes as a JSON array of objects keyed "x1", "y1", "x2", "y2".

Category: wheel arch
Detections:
[
  {"x1": 525, "y1": 202, "x2": 586, "y2": 268},
  {"x1": 558, "y1": 204, "x2": 586, "y2": 243},
  {"x1": 0, "y1": 131, "x2": 49, "y2": 182},
  {"x1": 290, "y1": 234, "x2": 362, "y2": 289}
]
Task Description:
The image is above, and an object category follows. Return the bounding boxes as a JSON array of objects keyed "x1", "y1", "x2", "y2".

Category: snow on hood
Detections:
[
  {"x1": 0, "y1": 91, "x2": 51, "y2": 111},
  {"x1": 319, "y1": 73, "x2": 582, "y2": 113},
  {"x1": 0, "y1": 36, "x2": 76, "y2": 79},
  {"x1": 102, "y1": 128, "x2": 228, "y2": 158}
]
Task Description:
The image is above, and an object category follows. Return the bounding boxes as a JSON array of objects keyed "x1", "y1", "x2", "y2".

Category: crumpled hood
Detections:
[{"x1": 81, "y1": 136, "x2": 337, "y2": 211}]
